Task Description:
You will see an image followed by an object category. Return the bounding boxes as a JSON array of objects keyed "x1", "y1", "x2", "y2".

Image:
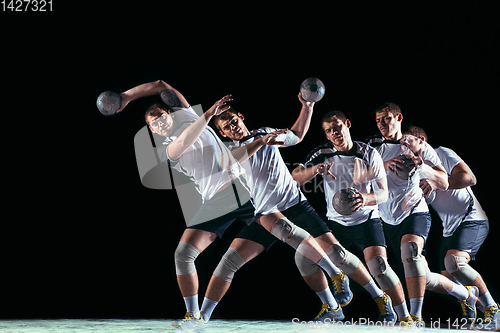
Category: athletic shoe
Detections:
[
  {"x1": 472, "y1": 303, "x2": 500, "y2": 331},
  {"x1": 314, "y1": 303, "x2": 345, "y2": 322},
  {"x1": 458, "y1": 286, "x2": 478, "y2": 327},
  {"x1": 397, "y1": 316, "x2": 414, "y2": 329},
  {"x1": 374, "y1": 293, "x2": 397, "y2": 324},
  {"x1": 172, "y1": 312, "x2": 206, "y2": 332},
  {"x1": 330, "y1": 272, "x2": 353, "y2": 307}
]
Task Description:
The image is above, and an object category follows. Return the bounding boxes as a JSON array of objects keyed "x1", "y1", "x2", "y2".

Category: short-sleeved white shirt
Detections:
[
  {"x1": 229, "y1": 127, "x2": 304, "y2": 215},
  {"x1": 432, "y1": 147, "x2": 488, "y2": 237},
  {"x1": 368, "y1": 136, "x2": 441, "y2": 225},
  {"x1": 301, "y1": 141, "x2": 385, "y2": 226},
  {"x1": 158, "y1": 106, "x2": 250, "y2": 203}
]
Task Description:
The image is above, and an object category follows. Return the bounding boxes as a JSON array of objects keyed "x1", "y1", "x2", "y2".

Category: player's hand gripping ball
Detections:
[
  {"x1": 393, "y1": 155, "x2": 416, "y2": 180},
  {"x1": 332, "y1": 188, "x2": 358, "y2": 215},
  {"x1": 97, "y1": 91, "x2": 122, "y2": 116},
  {"x1": 300, "y1": 77, "x2": 325, "y2": 103}
]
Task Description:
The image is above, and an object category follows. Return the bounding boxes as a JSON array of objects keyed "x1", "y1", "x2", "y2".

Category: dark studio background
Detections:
[{"x1": 1, "y1": 0, "x2": 498, "y2": 322}]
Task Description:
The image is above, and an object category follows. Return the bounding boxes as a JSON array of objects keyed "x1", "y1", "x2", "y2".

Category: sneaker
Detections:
[
  {"x1": 374, "y1": 293, "x2": 397, "y2": 324},
  {"x1": 330, "y1": 272, "x2": 353, "y2": 307},
  {"x1": 315, "y1": 303, "x2": 345, "y2": 322},
  {"x1": 410, "y1": 314, "x2": 424, "y2": 327},
  {"x1": 172, "y1": 312, "x2": 206, "y2": 332},
  {"x1": 472, "y1": 303, "x2": 500, "y2": 331},
  {"x1": 458, "y1": 286, "x2": 478, "y2": 327},
  {"x1": 397, "y1": 316, "x2": 414, "y2": 329}
]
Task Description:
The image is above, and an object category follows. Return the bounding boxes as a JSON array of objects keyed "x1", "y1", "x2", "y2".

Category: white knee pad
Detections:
[
  {"x1": 213, "y1": 247, "x2": 246, "y2": 283},
  {"x1": 444, "y1": 254, "x2": 479, "y2": 286},
  {"x1": 366, "y1": 255, "x2": 399, "y2": 291},
  {"x1": 400, "y1": 241, "x2": 426, "y2": 278},
  {"x1": 326, "y1": 243, "x2": 359, "y2": 275},
  {"x1": 425, "y1": 267, "x2": 440, "y2": 291},
  {"x1": 174, "y1": 241, "x2": 201, "y2": 276},
  {"x1": 270, "y1": 217, "x2": 310, "y2": 250},
  {"x1": 295, "y1": 251, "x2": 320, "y2": 277}
]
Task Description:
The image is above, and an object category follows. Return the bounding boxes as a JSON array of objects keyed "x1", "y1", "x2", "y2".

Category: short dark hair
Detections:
[
  {"x1": 375, "y1": 102, "x2": 401, "y2": 116},
  {"x1": 322, "y1": 110, "x2": 347, "y2": 124},
  {"x1": 145, "y1": 103, "x2": 172, "y2": 124},
  {"x1": 404, "y1": 125, "x2": 427, "y2": 141},
  {"x1": 213, "y1": 107, "x2": 239, "y2": 131}
]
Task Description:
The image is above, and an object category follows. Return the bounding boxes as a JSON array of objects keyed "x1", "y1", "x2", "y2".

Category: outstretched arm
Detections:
[
  {"x1": 116, "y1": 79, "x2": 189, "y2": 112},
  {"x1": 231, "y1": 129, "x2": 287, "y2": 163}
]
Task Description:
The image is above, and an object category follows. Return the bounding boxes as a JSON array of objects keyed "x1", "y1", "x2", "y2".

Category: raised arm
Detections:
[
  {"x1": 285, "y1": 92, "x2": 315, "y2": 146},
  {"x1": 168, "y1": 95, "x2": 232, "y2": 160},
  {"x1": 117, "y1": 79, "x2": 189, "y2": 112}
]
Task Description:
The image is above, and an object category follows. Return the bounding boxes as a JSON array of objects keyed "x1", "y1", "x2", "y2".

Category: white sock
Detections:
[
  {"x1": 316, "y1": 286, "x2": 338, "y2": 309},
  {"x1": 317, "y1": 255, "x2": 341, "y2": 276},
  {"x1": 183, "y1": 295, "x2": 199, "y2": 317},
  {"x1": 448, "y1": 283, "x2": 469, "y2": 301},
  {"x1": 200, "y1": 297, "x2": 218, "y2": 323},
  {"x1": 479, "y1": 290, "x2": 496, "y2": 308},
  {"x1": 409, "y1": 297, "x2": 424, "y2": 318},
  {"x1": 394, "y1": 302, "x2": 410, "y2": 318},
  {"x1": 363, "y1": 278, "x2": 384, "y2": 299}
]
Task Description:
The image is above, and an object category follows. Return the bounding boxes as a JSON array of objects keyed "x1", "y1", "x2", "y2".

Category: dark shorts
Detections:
[
  {"x1": 326, "y1": 217, "x2": 387, "y2": 254},
  {"x1": 187, "y1": 179, "x2": 256, "y2": 238},
  {"x1": 382, "y1": 212, "x2": 432, "y2": 258},
  {"x1": 235, "y1": 200, "x2": 331, "y2": 250},
  {"x1": 438, "y1": 220, "x2": 489, "y2": 271}
]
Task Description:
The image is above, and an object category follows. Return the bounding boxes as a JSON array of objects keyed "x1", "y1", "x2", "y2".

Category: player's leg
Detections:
[
  {"x1": 443, "y1": 220, "x2": 498, "y2": 330},
  {"x1": 257, "y1": 213, "x2": 342, "y2": 289},
  {"x1": 175, "y1": 228, "x2": 217, "y2": 318},
  {"x1": 425, "y1": 263, "x2": 478, "y2": 327},
  {"x1": 400, "y1": 233, "x2": 427, "y2": 322},
  {"x1": 201, "y1": 238, "x2": 265, "y2": 322},
  {"x1": 445, "y1": 250, "x2": 499, "y2": 330},
  {"x1": 364, "y1": 245, "x2": 405, "y2": 322}
]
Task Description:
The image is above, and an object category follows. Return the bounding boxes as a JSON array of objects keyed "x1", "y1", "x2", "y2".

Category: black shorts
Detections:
[
  {"x1": 326, "y1": 217, "x2": 387, "y2": 255},
  {"x1": 382, "y1": 212, "x2": 432, "y2": 259},
  {"x1": 235, "y1": 200, "x2": 331, "y2": 250},
  {"x1": 187, "y1": 179, "x2": 256, "y2": 238},
  {"x1": 438, "y1": 219, "x2": 489, "y2": 271}
]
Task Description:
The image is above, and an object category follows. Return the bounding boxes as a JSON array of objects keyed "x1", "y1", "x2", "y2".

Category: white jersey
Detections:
[
  {"x1": 300, "y1": 141, "x2": 385, "y2": 226},
  {"x1": 159, "y1": 106, "x2": 251, "y2": 203},
  {"x1": 368, "y1": 136, "x2": 441, "y2": 225},
  {"x1": 431, "y1": 147, "x2": 488, "y2": 237},
  {"x1": 229, "y1": 127, "x2": 304, "y2": 215}
]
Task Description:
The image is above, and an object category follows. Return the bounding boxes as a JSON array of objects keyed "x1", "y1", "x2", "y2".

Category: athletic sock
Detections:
[
  {"x1": 316, "y1": 286, "x2": 339, "y2": 309},
  {"x1": 200, "y1": 297, "x2": 218, "y2": 323},
  {"x1": 448, "y1": 283, "x2": 469, "y2": 301},
  {"x1": 363, "y1": 278, "x2": 384, "y2": 299},
  {"x1": 317, "y1": 255, "x2": 341, "y2": 276},
  {"x1": 409, "y1": 297, "x2": 424, "y2": 318},
  {"x1": 479, "y1": 290, "x2": 496, "y2": 308},
  {"x1": 183, "y1": 295, "x2": 200, "y2": 317},
  {"x1": 393, "y1": 302, "x2": 410, "y2": 319}
]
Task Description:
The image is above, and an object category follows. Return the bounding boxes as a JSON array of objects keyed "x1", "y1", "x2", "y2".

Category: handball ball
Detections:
[
  {"x1": 300, "y1": 77, "x2": 325, "y2": 103},
  {"x1": 97, "y1": 91, "x2": 122, "y2": 116},
  {"x1": 332, "y1": 188, "x2": 357, "y2": 215}
]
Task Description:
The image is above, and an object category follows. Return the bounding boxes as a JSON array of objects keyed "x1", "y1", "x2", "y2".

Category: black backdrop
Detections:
[{"x1": 1, "y1": 0, "x2": 497, "y2": 321}]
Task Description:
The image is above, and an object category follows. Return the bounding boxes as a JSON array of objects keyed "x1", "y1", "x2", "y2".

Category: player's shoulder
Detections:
[
  {"x1": 365, "y1": 133, "x2": 384, "y2": 146},
  {"x1": 301, "y1": 141, "x2": 335, "y2": 165}
]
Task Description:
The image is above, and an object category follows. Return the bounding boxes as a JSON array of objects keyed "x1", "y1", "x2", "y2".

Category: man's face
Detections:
[
  {"x1": 147, "y1": 111, "x2": 174, "y2": 137},
  {"x1": 375, "y1": 110, "x2": 402, "y2": 139},
  {"x1": 218, "y1": 112, "x2": 248, "y2": 141},
  {"x1": 322, "y1": 117, "x2": 351, "y2": 148}
]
